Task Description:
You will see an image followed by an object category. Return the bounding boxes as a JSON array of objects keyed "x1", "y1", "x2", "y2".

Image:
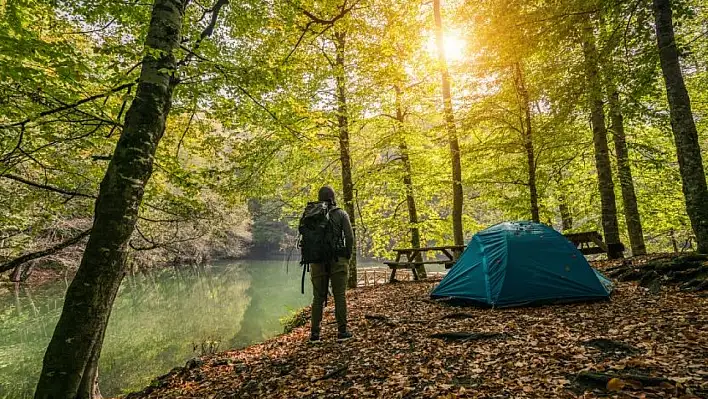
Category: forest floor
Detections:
[{"x1": 124, "y1": 257, "x2": 708, "y2": 399}]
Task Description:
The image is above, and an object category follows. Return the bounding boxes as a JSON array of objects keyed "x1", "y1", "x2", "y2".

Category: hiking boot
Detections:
[
  {"x1": 336, "y1": 330, "x2": 353, "y2": 341},
  {"x1": 309, "y1": 333, "x2": 321, "y2": 344}
]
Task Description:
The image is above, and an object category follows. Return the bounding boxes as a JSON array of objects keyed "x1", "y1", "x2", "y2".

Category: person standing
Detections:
[{"x1": 300, "y1": 186, "x2": 354, "y2": 342}]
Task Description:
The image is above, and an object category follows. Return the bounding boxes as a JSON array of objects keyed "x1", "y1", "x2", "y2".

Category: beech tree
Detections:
[
  {"x1": 433, "y1": 0, "x2": 465, "y2": 247},
  {"x1": 33, "y1": 0, "x2": 228, "y2": 397},
  {"x1": 581, "y1": 15, "x2": 624, "y2": 259},
  {"x1": 652, "y1": 0, "x2": 708, "y2": 253}
]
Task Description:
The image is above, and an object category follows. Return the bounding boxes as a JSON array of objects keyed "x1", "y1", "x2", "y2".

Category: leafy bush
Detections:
[{"x1": 280, "y1": 307, "x2": 309, "y2": 334}]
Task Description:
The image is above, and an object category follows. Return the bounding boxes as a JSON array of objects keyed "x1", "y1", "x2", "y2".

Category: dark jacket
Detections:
[{"x1": 329, "y1": 207, "x2": 354, "y2": 259}]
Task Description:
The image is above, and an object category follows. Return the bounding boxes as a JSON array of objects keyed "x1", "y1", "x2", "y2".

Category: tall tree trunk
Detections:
[
  {"x1": 34, "y1": 0, "x2": 188, "y2": 397},
  {"x1": 433, "y1": 0, "x2": 464, "y2": 246},
  {"x1": 76, "y1": 322, "x2": 107, "y2": 399},
  {"x1": 581, "y1": 17, "x2": 624, "y2": 259},
  {"x1": 559, "y1": 195, "x2": 573, "y2": 231},
  {"x1": 653, "y1": 0, "x2": 708, "y2": 253},
  {"x1": 395, "y1": 86, "x2": 426, "y2": 279},
  {"x1": 512, "y1": 62, "x2": 539, "y2": 223},
  {"x1": 334, "y1": 31, "x2": 357, "y2": 288},
  {"x1": 607, "y1": 86, "x2": 647, "y2": 255}
]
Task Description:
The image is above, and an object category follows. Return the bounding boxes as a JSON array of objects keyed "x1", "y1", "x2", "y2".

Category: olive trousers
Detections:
[{"x1": 310, "y1": 257, "x2": 349, "y2": 335}]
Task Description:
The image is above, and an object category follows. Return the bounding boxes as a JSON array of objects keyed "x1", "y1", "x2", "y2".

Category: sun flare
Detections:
[{"x1": 427, "y1": 31, "x2": 466, "y2": 63}]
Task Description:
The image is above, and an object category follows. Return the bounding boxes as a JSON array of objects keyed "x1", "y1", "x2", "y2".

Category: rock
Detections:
[
  {"x1": 582, "y1": 338, "x2": 640, "y2": 357},
  {"x1": 185, "y1": 358, "x2": 204, "y2": 370}
]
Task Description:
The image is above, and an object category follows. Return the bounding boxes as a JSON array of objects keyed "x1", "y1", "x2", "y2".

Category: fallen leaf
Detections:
[{"x1": 607, "y1": 378, "x2": 626, "y2": 391}]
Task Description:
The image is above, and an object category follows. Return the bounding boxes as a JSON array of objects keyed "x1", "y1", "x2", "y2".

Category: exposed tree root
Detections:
[
  {"x1": 582, "y1": 338, "x2": 640, "y2": 357},
  {"x1": 605, "y1": 254, "x2": 708, "y2": 291}
]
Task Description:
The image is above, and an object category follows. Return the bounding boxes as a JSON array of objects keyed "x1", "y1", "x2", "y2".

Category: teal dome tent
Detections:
[{"x1": 430, "y1": 221, "x2": 613, "y2": 307}]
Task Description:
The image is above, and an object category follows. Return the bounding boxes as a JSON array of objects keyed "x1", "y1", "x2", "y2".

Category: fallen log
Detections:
[
  {"x1": 604, "y1": 255, "x2": 707, "y2": 291},
  {"x1": 439, "y1": 312, "x2": 476, "y2": 320},
  {"x1": 312, "y1": 364, "x2": 348, "y2": 382},
  {"x1": 574, "y1": 371, "x2": 670, "y2": 390}
]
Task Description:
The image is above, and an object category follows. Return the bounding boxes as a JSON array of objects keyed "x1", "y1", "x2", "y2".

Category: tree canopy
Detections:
[{"x1": 3, "y1": 0, "x2": 708, "y2": 394}]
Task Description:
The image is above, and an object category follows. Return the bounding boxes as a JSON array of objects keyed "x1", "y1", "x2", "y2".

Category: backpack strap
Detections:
[{"x1": 301, "y1": 263, "x2": 309, "y2": 294}]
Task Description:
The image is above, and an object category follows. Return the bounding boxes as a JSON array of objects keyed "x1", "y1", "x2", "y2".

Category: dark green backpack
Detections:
[
  {"x1": 298, "y1": 201, "x2": 339, "y2": 293},
  {"x1": 298, "y1": 201, "x2": 339, "y2": 266}
]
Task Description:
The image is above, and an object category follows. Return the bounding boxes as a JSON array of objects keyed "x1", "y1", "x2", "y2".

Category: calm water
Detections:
[{"x1": 0, "y1": 260, "x2": 312, "y2": 398}]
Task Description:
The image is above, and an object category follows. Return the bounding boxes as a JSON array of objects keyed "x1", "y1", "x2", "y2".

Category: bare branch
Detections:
[
  {"x1": 107, "y1": 84, "x2": 132, "y2": 138},
  {"x1": 1, "y1": 173, "x2": 97, "y2": 198},
  {"x1": 300, "y1": 0, "x2": 359, "y2": 25},
  {"x1": 60, "y1": 16, "x2": 117, "y2": 36},
  {"x1": 177, "y1": 102, "x2": 198, "y2": 157},
  {"x1": 0, "y1": 229, "x2": 91, "y2": 274},
  {"x1": 284, "y1": 0, "x2": 360, "y2": 62},
  {"x1": 178, "y1": 0, "x2": 229, "y2": 67},
  {"x1": 0, "y1": 83, "x2": 134, "y2": 130}
]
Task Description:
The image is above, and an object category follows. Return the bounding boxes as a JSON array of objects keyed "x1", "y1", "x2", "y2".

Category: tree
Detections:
[
  {"x1": 606, "y1": 83, "x2": 647, "y2": 255},
  {"x1": 395, "y1": 85, "x2": 426, "y2": 278},
  {"x1": 580, "y1": 15, "x2": 624, "y2": 259},
  {"x1": 433, "y1": 0, "x2": 464, "y2": 246},
  {"x1": 333, "y1": 29, "x2": 358, "y2": 288},
  {"x1": 33, "y1": 0, "x2": 228, "y2": 397},
  {"x1": 652, "y1": 0, "x2": 708, "y2": 253},
  {"x1": 512, "y1": 61, "x2": 540, "y2": 223}
]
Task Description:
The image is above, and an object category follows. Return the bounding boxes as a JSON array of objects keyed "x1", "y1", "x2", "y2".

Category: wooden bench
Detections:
[
  {"x1": 563, "y1": 231, "x2": 608, "y2": 255},
  {"x1": 385, "y1": 245, "x2": 465, "y2": 282}
]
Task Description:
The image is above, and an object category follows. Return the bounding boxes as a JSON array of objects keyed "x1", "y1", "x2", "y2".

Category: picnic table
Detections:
[
  {"x1": 384, "y1": 245, "x2": 466, "y2": 282},
  {"x1": 563, "y1": 231, "x2": 609, "y2": 255}
]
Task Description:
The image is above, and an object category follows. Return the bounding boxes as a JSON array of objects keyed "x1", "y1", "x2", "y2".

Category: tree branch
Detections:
[
  {"x1": 178, "y1": 0, "x2": 229, "y2": 67},
  {"x1": 107, "y1": 84, "x2": 132, "y2": 138},
  {"x1": 0, "y1": 229, "x2": 91, "y2": 274},
  {"x1": 1, "y1": 173, "x2": 97, "y2": 198},
  {"x1": 176, "y1": 102, "x2": 198, "y2": 157},
  {"x1": 284, "y1": 0, "x2": 360, "y2": 62},
  {"x1": 0, "y1": 83, "x2": 134, "y2": 130}
]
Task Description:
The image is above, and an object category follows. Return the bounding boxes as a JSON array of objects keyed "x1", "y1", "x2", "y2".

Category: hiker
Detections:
[{"x1": 298, "y1": 186, "x2": 354, "y2": 342}]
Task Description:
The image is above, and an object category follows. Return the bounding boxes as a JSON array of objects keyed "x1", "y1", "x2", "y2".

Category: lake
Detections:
[{"x1": 0, "y1": 260, "x2": 313, "y2": 398}]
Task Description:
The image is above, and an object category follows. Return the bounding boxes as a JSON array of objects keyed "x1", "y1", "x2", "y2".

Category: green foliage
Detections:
[
  {"x1": 280, "y1": 306, "x2": 309, "y2": 334},
  {"x1": 3, "y1": 0, "x2": 708, "y2": 270}
]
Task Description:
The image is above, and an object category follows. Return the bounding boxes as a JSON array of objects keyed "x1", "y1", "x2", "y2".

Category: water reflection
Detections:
[{"x1": 0, "y1": 260, "x2": 311, "y2": 398}]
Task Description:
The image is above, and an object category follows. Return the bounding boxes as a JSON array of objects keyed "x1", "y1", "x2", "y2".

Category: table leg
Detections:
[
  {"x1": 591, "y1": 236, "x2": 609, "y2": 251},
  {"x1": 390, "y1": 268, "x2": 396, "y2": 283}
]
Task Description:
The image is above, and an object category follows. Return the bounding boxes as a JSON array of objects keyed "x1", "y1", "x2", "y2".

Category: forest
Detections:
[{"x1": 1, "y1": 0, "x2": 708, "y2": 397}]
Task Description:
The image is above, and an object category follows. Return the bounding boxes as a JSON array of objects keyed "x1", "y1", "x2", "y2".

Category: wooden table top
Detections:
[{"x1": 393, "y1": 245, "x2": 466, "y2": 253}]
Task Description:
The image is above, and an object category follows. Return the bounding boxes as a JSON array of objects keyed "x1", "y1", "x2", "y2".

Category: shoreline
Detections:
[{"x1": 0, "y1": 256, "x2": 421, "y2": 296}]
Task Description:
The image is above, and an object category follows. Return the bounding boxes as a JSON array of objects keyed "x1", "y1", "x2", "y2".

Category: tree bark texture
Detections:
[
  {"x1": 559, "y1": 196, "x2": 573, "y2": 231},
  {"x1": 334, "y1": 31, "x2": 358, "y2": 288},
  {"x1": 34, "y1": 0, "x2": 187, "y2": 397},
  {"x1": 395, "y1": 86, "x2": 426, "y2": 279},
  {"x1": 581, "y1": 18, "x2": 624, "y2": 259},
  {"x1": 607, "y1": 87, "x2": 647, "y2": 255},
  {"x1": 513, "y1": 62, "x2": 540, "y2": 223},
  {"x1": 433, "y1": 0, "x2": 464, "y2": 246},
  {"x1": 653, "y1": 0, "x2": 708, "y2": 254}
]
